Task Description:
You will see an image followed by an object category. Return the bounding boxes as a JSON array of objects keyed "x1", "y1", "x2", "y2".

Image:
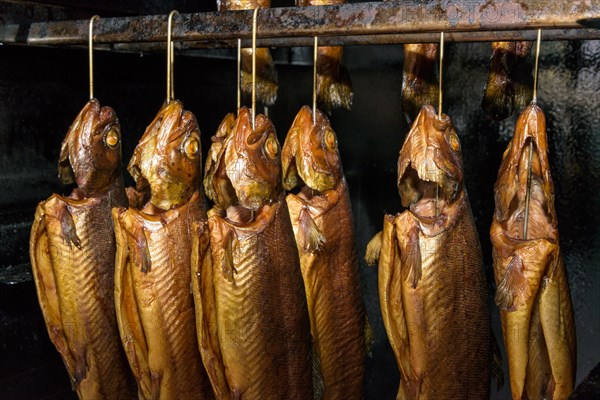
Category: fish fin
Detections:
[
  {"x1": 538, "y1": 260, "x2": 576, "y2": 399},
  {"x1": 312, "y1": 345, "x2": 324, "y2": 400},
  {"x1": 365, "y1": 230, "x2": 383, "y2": 266},
  {"x1": 30, "y1": 202, "x2": 79, "y2": 386},
  {"x1": 298, "y1": 208, "x2": 326, "y2": 253},
  {"x1": 113, "y1": 208, "x2": 152, "y2": 399},
  {"x1": 364, "y1": 313, "x2": 374, "y2": 357},
  {"x1": 192, "y1": 221, "x2": 231, "y2": 399},
  {"x1": 491, "y1": 330, "x2": 505, "y2": 391},
  {"x1": 59, "y1": 207, "x2": 81, "y2": 250},
  {"x1": 222, "y1": 230, "x2": 237, "y2": 282},
  {"x1": 399, "y1": 223, "x2": 422, "y2": 289},
  {"x1": 495, "y1": 255, "x2": 526, "y2": 311},
  {"x1": 378, "y1": 215, "x2": 411, "y2": 380},
  {"x1": 241, "y1": 48, "x2": 278, "y2": 106},
  {"x1": 401, "y1": 44, "x2": 438, "y2": 122},
  {"x1": 317, "y1": 55, "x2": 353, "y2": 113}
]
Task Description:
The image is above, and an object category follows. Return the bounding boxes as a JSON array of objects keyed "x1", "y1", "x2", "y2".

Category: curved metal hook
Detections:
[
  {"x1": 167, "y1": 10, "x2": 179, "y2": 103},
  {"x1": 89, "y1": 15, "x2": 100, "y2": 100},
  {"x1": 251, "y1": 7, "x2": 259, "y2": 129}
]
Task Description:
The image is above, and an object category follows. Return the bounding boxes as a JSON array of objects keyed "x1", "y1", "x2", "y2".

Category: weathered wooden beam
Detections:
[{"x1": 25, "y1": 0, "x2": 599, "y2": 48}]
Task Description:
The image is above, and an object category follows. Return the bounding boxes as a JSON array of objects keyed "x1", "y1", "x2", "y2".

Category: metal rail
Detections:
[{"x1": 24, "y1": 0, "x2": 600, "y2": 48}]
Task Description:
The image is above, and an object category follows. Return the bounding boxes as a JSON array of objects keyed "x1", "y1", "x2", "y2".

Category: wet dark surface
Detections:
[{"x1": 1, "y1": 37, "x2": 599, "y2": 399}]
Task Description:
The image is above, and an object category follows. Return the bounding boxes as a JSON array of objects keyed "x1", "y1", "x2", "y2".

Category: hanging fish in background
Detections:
[
  {"x1": 296, "y1": 0, "x2": 353, "y2": 113},
  {"x1": 491, "y1": 103, "x2": 576, "y2": 400},
  {"x1": 192, "y1": 107, "x2": 313, "y2": 400},
  {"x1": 217, "y1": 0, "x2": 278, "y2": 106},
  {"x1": 30, "y1": 99, "x2": 136, "y2": 399},
  {"x1": 365, "y1": 105, "x2": 493, "y2": 399},
  {"x1": 282, "y1": 106, "x2": 367, "y2": 400},
  {"x1": 113, "y1": 100, "x2": 214, "y2": 400},
  {"x1": 482, "y1": 41, "x2": 533, "y2": 120},
  {"x1": 401, "y1": 44, "x2": 439, "y2": 122}
]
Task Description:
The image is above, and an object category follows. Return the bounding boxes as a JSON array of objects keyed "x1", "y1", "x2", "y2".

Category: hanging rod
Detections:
[{"x1": 26, "y1": 0, "x2": 599, "y2": 48}]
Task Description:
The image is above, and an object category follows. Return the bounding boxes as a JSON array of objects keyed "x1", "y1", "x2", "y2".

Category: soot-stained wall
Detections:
[{"x1": 1, "y1": 39, "x2": 599, "y2": 399}]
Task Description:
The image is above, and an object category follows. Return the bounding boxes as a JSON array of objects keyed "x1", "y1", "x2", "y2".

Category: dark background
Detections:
[{"x1": 1, "y1": 1, "x2": 599, "y2": 399}]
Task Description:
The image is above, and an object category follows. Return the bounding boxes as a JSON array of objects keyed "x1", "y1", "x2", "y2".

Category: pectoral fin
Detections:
[
  {"x1": 298, "y1": 208, "x2": 326, "y2": 253},
  {"x1": 397, "y1": 222, "x2": 422, "y2": 289},
  {"x1": 365, "y1": 230, "x2": 383, "y2": 266},
  {"x1": 30, "y1": 203, "x2": 78, "y2": 385},
  {"x1": 59, "y1": 206, "x2": 81, "y2": 250},
  {"x1": 495, "y1": 255, "x2": 526, "y2": 311}
]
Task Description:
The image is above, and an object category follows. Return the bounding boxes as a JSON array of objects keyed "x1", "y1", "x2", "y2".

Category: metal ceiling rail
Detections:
[{"x1": 26, "y1": 0, "x2": 600, "y2": 47}]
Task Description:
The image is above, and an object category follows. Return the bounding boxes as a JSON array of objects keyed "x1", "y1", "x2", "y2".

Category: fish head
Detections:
[
  {"x1": 282, "y1": 106, "x2": 342, "y2": 192},
  {"x1": 128, "y1": 100, "x2": 202, "y2": 210},
  {"x1": 58, "y1": 99, "x2": 122, "y2": 197},
  {"x1": 204, "y1": 113, "x2": 237, "y2": 207},
  {"x1": 494, "y1": 103, "x2": 556, "y2": 226},
  {"x1": 397, "y1": 105, "x2": 464, "y2": 211},
  {"x1": 221, "y1": 107, "x2": 281, "y2": 210}
]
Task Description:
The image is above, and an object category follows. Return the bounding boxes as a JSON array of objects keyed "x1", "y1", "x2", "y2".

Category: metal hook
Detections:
[
  {"x1": 313, "y1": 36, "x2": 318, "y2": 126},
  {"x1": 438, "y1": 31, "x2": 444, "y2": 119},
  {"x1": 237, "y1": 38, "x2": 242, "y2": 114},
  {"x1": 88, "y1": 15, "x2": 99, "y2": 100},
  {"x1": 532, "y1": 28, "x2": 542, "y2": 104},
  {"x1": 524, "y1": 29, "x2": 542, "y2": 240},
  {"x1": 167, "y1": 10, "x2": 179, "y2": 103},
  {"x1": 251, "y1": 7, "x2": 259, "y2": 130}
]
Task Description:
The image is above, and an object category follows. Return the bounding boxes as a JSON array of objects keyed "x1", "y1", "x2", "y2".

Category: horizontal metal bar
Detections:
[{"x1": 27, "y1": 0, "x2": 599, "y2": 47}]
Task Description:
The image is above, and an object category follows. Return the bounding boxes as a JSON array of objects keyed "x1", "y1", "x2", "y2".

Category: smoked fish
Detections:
[
  {"x1": 30, "y1": 99, "x2": 135, "y2": 399},
  {"x1": 482, "y1": 41, "x2": 533, "y2": 120},
  {"x1": 217, "y1": 0, "x2": 278, "y2": 106},
  {"x1": 192, "y1": 106, "x2": 313, "y2": 400},
  {"x1": 491, "y1": 103, "x2": 576, "y2": 399},
  {"x1": 366, "y1": 105, "x2": 492, "y2": 399},
  {"x1": 296, "y1": 0, "x2": 353, "y2": 113},
  {"x1": 401, "y1": 44, "x2": 439, "y2": 122},
  {"x1": 113, "y1": 100, "x2": 213, "y2": 399},
  {"x1": 282, "y1": 106, "x2": 365, "y2": 400}
]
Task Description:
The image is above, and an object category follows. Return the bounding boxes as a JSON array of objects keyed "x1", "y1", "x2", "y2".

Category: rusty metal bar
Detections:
[{"x1": 26, "y1": 1, "x2": 599, "y2": 48}]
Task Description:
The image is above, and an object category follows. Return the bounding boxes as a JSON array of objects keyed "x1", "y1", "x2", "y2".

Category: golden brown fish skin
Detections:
[
  {"x1": 282, "y1": 106, "x2": 365, "y2": 399},
  {"x1": 113, "y1": 193, "x2": 212, "y2": 400},
  {"x1": 30, "y1": 99, "x2": 135, "y2": 399},
  {"x1": 296, "y1": 0, "x2": 352, "y2": 113},
  {"x1": 378, "y1": 105, "x2": 491, "y2": 399},
  {"x1": 114, "y1": 100, "x2": 213, "y2": 399},
  {"x1": 482, "y1": 41, "x2": 533, "y2": 120},
  {"x1": 204, "y1": 113, "x2": 236, "y2": 208},
  {"x1": 491, "y1": 104, "x2": 576, "y2": 400},
  {"x1": 401, "y1": 44, "x2": 439, "y2": 122},
  {"x1": 193, "y1": 106, "x2": 313, "y2": 399},
  {"x1": 217, "y1": 0, "x2": 278, "y2": 107}
]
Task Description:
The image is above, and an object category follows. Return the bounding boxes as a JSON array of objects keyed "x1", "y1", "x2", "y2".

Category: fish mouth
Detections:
[{"x1": 398, "y1": 164, "x2": 459, "y2": 218}]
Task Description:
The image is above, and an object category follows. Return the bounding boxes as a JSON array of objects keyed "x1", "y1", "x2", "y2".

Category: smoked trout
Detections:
[
  {"x1": 192, "y1": 106, "x2": 313, "y2": 399},
  {"x1": 281, "y1": 106, "x2": 365, "y2": 399},
  {"x1": 482, "y1": 41, "x2": 533, "y2": 120},
  {"x1": 217, "y1": 0, "x2": 278, "y2": 106},
  {"x1": 366, "y1": 105, "x2": 492, "y2": 399},
  {"x1": 401, "y1": 44, "x2": 439, "y2": 122},
  {"x1": 296, "y1": 0, "x2": 353, "y2": 113},
  {"x1": 113, "y1": 100, "x2": 213, "y2": 399},
  {"x1": 491, "y1": 103, "x2": 576, "y2": 399},
  {"x1": 30, "y1": 99, "x2": 135, "y2": 399}
]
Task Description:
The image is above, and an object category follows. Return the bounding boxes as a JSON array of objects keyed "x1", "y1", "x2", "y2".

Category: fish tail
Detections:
[
  {"x1": 316, "y1": 46, "x2": 353, "y2": 113},
  {"x1": 241, "y1": 48, "x2": 278, "y2": 107},
  {"x1": 482, "y1": 41, "x2": 533, "y2": 120},
  {"x1": 401, "y1": 44, "x2": 439, "y2": 122}
]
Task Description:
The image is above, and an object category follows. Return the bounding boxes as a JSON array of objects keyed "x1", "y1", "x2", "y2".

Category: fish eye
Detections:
[
  {"x1": 183, "y1": 136, "x2": 200, "y2": 159},
  {"x1": 324, "y1": 129, "x2": 337, "y2": 152},
  {"x1": 264, "y1": 136, "x2": 279, "y2": 159},
  {"x1": 449, "y1": 133, "x2": 460, "y2": 152},
  {"x1": 104, "y1": 127, "x2": 120, "y2": 149}
]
